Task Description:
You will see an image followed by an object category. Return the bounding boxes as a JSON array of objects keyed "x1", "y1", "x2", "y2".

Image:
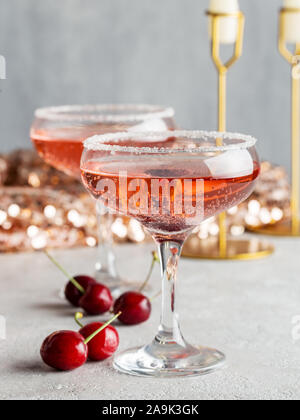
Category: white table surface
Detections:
[{"x1": 1, "y1": 236, "x2": 300, "y2": 400}]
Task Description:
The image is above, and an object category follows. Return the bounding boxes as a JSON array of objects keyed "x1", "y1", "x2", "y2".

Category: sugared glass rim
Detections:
[
  {"x1": 34, "y1": 104, "x2": 175, "y2": 123},
  {"x1": 83, "y1": 130, "x2": 257, "y2": 154}
]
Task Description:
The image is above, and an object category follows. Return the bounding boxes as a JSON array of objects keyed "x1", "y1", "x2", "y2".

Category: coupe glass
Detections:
[
  {"x1": 30, "y1": 105, "x2": 176, "y2": 292},
  {"x1": 81, "y1": 130, "x2": 260, "y2": 378}
]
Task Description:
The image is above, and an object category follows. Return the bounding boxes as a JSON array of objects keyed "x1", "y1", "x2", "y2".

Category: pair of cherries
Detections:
[
  {"x1": 41, "y1": 285, "x2": 151, "y2": 371},
  {"x1": 46, "y1": 251, "x2": 152, "y2": 325},
  {"x1": 41, "y1": 312, "x2": 120, "y2": 371},
  {"x1": 41, "y1": 251, "x2": 155, "y2": 371},
  {"x1": 65, "y1": 275, "x2": 151, "y2": 325}
]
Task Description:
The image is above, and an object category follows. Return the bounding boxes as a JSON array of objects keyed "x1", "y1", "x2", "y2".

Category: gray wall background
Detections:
[{"x1": 0, "y1": 0, "x2": 291, "y2": 169}]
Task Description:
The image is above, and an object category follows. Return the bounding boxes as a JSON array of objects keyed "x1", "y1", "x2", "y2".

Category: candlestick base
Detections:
[
  {"x1": 182, "y1": 236, "x2": 274, "y2": 260},
  {"x1": 247, "y1": 219, "x2": 300, "y2": 237}
]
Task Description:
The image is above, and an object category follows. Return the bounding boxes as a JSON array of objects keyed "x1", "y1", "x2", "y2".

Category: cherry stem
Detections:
[
  {"x1": 138, "y1": 251, "x2": 159, "y2": 293},
  {"x1": 75, "y1": 312, "x2": 84, "y2": 328},
  {"x1": 84, "y1": 312, "x2": 121, "y2": 345},
  {"x1": 44, "y1": 250, "x2": 85, "y2": 294}
]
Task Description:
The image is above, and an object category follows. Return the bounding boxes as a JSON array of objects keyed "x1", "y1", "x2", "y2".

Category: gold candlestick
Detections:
[
  {"x1": 249, "y1": 7, "x2": 300, "y2": 237},
  {"x1": 182, "y1": 10, "x2": 274, "y2": 260}
]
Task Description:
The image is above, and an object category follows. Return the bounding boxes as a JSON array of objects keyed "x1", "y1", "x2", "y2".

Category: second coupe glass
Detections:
[{"x1": 31, "y1": 104, "x2": 176, "y2": 292}]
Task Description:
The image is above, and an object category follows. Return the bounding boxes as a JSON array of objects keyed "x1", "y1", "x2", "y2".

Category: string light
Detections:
[
  {"x1": 31, "y1": 234, "x2": 47, "y2": 250},
  {"x1": 2, "y1": 221, "x2": 12, "y2": 230},
  {"x1": 8, "y1": 204, "x2": 20, "y2": 218},
  {"x1": 27, "y1": 225, "x2": 39, "y2": 238},
  {"x1": 112, "y1": 218, "x2": 127, "y2": 239},
  {"x1": 44, "y1": 205, "x2": 56, "y2": 219},
  {"x1": 227, "y1": 206, "x2": 238, "y2": 215},
  {"x1": 259, "y1": 208, "x2": 272, "y2": 225},
  {"x1": 271, "y1": 207, "x2": 283, "y2": 222},
  {"x1": 67, "y1": 209, "x2": 85, "y2": 227},
  {"x1": 248, "y1": 200, "x2": 261, "y2": 216},
  {"x1": 86, "y1": 237, "x2": 97, "y2": 247},
  {"x1": 128, "y1": 219, "x2": 145, "y2": 242},
  {"x1": 209, "y1": 223, "x2": 220, "y2": 236}
]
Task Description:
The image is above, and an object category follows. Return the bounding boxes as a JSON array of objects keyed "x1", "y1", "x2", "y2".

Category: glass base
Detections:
[{"x1": 113, "y1": 339, "x2": 225, "y2": 378}]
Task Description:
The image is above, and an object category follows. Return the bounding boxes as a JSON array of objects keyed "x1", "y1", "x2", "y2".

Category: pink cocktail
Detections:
[{"x1": 81, "y1": 130, "x2": 260, "y2": 377}]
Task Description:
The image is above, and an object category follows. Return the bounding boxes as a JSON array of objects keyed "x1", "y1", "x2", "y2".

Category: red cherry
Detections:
[
  {"x1": 79, "y1": 283, "x2": 113, "y2": 315},
  {"x1": 113, "y1": 291, "x2": 151, "y2": 325},
  {"x1": 65, "y1": 275, "x2": 97, "y2": 307},
  {"x1": 40, "y1": 331, "x2": 87, "y2": 371},
  {"x1": 79, "y1": 322, "x2": 119, "y2": 361}
]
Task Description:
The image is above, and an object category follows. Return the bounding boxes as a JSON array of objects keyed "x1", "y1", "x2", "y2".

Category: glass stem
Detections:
[
  {"x1": 155, "y1": 240, "x2": 185, "y2": 346},
  {"x1": 95, "y1": 201, "x2": 117, "y2": 279}
]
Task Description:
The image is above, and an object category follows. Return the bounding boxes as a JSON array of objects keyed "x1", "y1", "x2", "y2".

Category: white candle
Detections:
[
  {"x1": 283, "y1": 0, "x2": 300, "y2": 43},
  {"x1": 208, "y1": 0, "x2": 240, "y2": 44},
  {"x1": 284, "y1": 0, "x2": 300, "y2": 7},
  {"x1": 209, "y1": 0, "x2": 239, "y2": 13}
]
